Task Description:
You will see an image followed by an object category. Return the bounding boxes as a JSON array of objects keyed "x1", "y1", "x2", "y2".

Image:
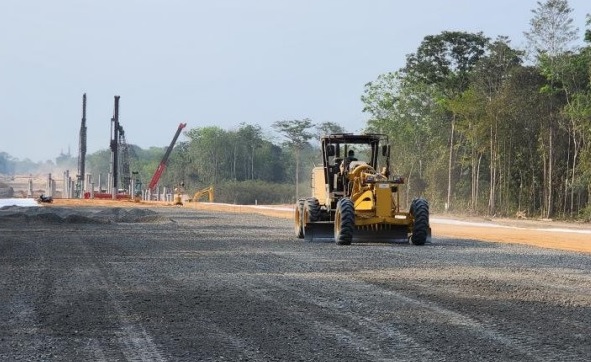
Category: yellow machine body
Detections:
[{"x1": 296, "y1": 134, "x2": 430, "y2": 245}]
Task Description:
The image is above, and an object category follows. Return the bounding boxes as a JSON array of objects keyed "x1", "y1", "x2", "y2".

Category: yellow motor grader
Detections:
[{"x1": 294, "y1": 134, "x2": 430, "y2": 245}]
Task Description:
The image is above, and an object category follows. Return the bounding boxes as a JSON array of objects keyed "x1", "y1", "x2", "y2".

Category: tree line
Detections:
[
  {"x1": 362, "y1": 0, "x2": 591, "y2": 220},
  {"x1": 84, "y1": 121, "x2": 344, "y2": 204}
]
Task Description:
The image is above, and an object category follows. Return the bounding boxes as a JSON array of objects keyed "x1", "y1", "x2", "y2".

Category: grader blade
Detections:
[
  {"x1": 303, "y1": 222, "x2": 335, "y2": 242},
  {"x1": 352, "y1": 226, "x2": 409, "y2": 244}
]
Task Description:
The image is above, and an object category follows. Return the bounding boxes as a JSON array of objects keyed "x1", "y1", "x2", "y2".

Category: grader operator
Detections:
[{"x1": 294, "y1": 134, "x2": 430, "y2": 245}]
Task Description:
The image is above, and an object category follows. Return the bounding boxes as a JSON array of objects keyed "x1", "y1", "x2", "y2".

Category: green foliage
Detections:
[
  {"x1": 272, "y1": 119, "x2": 316, "y2": 199},
  {"x1": 316, "y1": 122, "x2": 346, "y2": 141},
  {"x1": 214, "y1": 180, "x2": 295, "y2": 204},
  {"x1": 361, "y1": 16, "x2": 591, "y2": 218},
  {"x1": 272, "y1": 119, "x2": 315, "y2": 147},
  {"x1": 586, "y1": 14, "x2": 591, "y2": 43},
  {"x1": 403, "y1": 31, "x2": 490, "y2": 97},
  {"x1": 524, "y1": 0, "x2": 578, "y2": 58}
]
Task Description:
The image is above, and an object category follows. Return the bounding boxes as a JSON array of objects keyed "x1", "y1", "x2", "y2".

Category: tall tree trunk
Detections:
[
  {"x1": 295, "y1": 146, "x2": 300, "y2": 200},
  {"x1": 447, "y1": 116, "x2": 455, "y2": 212},
  {"x1": 471, "y1": 150, "x2": 476, "y2": 212},
  {"x1": 476, "y1": 153, "x2": 482, "y2": 211},
  {"x1": 546, "y1": 129, "x2": 553, "y2": 218},
  {"x1": 488, "y1": 123, "x2": 497, "y2": 216},
  {"x1": 251, "y1": 146, "x2": 255, "y2": 180},
  {"x1": 232, "y1": 144, "x2": 237, "y2": 181},
  {"x1": 570, "y1": 128, "x2": 579, "y2": 216}
]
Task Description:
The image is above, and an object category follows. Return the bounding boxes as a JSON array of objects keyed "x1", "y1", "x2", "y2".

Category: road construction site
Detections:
[{"x1": 1, "y1": 201, "x2": 590, "y2": 361}]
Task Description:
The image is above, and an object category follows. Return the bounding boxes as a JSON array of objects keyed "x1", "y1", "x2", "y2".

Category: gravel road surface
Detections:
[{"x1": 1, "y1": 205, "x2": 590, "y2": 361}]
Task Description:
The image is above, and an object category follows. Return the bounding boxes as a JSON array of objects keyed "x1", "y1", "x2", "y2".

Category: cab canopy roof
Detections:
[{"x1": 321, "y1": 133, "x2": 387, "y2": 144}]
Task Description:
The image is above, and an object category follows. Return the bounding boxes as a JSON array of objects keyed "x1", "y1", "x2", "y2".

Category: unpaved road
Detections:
[{"x1": 1, "y1": 205, "x2": 590, "y2": 361}]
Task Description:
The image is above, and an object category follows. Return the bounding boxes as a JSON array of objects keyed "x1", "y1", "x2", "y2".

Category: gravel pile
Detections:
[{"x1": 0, "y1": 205, "x2": 165, "y2": 224}]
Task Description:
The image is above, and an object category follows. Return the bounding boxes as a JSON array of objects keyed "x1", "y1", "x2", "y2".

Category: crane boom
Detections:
[{"x1": 148, "y1": 122, "x2": 187, "y2": 192}]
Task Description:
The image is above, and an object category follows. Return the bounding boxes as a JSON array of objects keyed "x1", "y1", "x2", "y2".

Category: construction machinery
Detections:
[
  {"x1": 93, "y1": 96, "x2": 134, "y2": 200},
  {"x1": 189, "y1": 186, "x2": 214, "y2": 203},
  {"x1": 76, "y1": 93, "x2": 87, "y2": 198},
  {"x1": 147, "y1": 123, "x2": 187, "y2": 196},
  {"x1": 294, "y1": 133, "x2": 430, "y2": 245}
]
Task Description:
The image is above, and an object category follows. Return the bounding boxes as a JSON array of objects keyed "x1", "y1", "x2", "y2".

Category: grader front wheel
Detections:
[
  {"x1": 335, "y1": 198, "x2": 354, "y2": 245},
  {"x1": 410, "y1": 197, "x2": 430, "y2": 245}
]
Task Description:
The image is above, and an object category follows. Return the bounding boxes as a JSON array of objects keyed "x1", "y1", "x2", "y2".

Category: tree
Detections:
[
  {"x1": 363, "y1": 71, "x2": 444, "y2": 206},
  {"x1": 236, "y1": 123, "x2": 263, "y2": 180},
  {"x1": 586, "y1": 14, "x2": 591, "y2": 43},
  {"x1": 402, "y1": 31, "x2": 490, "y2": 211},
  {"x1": 272, "y1": 119, "x2": 315, "y2": 200},
  {"x1": 315, "y1": 121, "x2": 346, "y2": 141},
  {"x1": 469, "y1": 37, "x2": 524, "y2": 215},
  {"x1": 447, "y1": 88, "x2": 487, "y2": 212},
  {"x1": 404, "y1": 31, "x2": 490, "y2": 98},
  {"x1": 185, "y1": 126, "x2": 229, "y2": 187},
  {"x1": 524, "y1": 0, "x2": 578, "y2": 58},
  {"x1": 525, "y1": 0, "x2": 579, "y2": 218}
]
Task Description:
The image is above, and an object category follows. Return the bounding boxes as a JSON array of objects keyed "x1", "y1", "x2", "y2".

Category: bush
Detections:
[
  {"x1": 577, "y1": 205, "x2": 591, "y2": 222},
  {"x1": 214, "y1": 180, "x2": 295, "y2": 205}
]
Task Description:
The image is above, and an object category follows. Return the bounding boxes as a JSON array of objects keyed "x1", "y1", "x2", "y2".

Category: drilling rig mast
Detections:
[
  {"x1": 76, "y1": 93, "x2": 87, "y2": 198},
  {"x1": 109, "y1": 96, "x2": 121, "y2": 199}
]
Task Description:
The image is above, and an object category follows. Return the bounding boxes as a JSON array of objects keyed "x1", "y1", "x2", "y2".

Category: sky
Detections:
[{"x1": 0, "y1": 0, "x2": 589, "y2": 163}]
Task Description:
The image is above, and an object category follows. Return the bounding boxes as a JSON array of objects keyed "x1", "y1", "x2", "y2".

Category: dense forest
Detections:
[
  {"x1": 1, "y1": 0, "x2": 590, "y2": 220},
  {"x1": 362, "y1": 0, "x2": 591, "y2": 219}
]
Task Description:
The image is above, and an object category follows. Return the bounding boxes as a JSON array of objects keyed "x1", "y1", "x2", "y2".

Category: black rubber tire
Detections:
[
  {"x1": 335, "y1": 198, "x2": 354, "y2": 245},
  {"x1": 302, "y1": 198, "x2": 321, "y2": 241},
  {"x1": 304, "y1": 198, "x2": 321, "y2": 223},
  {"x1": 294, "y1": 200, "x2": 304, "y2": 239},
  {"x1": 410, "y1": 197, "x2": 429, "y2": 245}
]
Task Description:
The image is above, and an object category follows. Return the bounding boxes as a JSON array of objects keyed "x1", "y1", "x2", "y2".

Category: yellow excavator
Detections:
[
  {"x1": 189, "y1": 186, "x2": 214, "y2": 203},
  {"x1": 294, "y1": 134, "x2": 430, "y2": 245}
]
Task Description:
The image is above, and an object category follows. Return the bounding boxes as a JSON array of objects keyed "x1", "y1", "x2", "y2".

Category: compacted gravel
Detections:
[{"x1": 1, "y1": 205, "x2": 590, "y2": 361}]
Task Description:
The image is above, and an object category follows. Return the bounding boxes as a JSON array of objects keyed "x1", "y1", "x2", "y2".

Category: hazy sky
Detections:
[{"x1": 1, "y1": 0, "x2": 589, "y2": 162}]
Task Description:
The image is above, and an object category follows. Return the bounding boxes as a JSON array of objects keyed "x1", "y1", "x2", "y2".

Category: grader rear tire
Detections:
[
  {"x1": 335, "y1": 198, "x2": 354, "y2": 245},
  {"x1": 304, "y1": 198, "x2": 321, "y2": 222},
  {"x1": 294, "y1": 200, "x2": 304, "y2": 239},
  {"x1": 302, "y1": 198, "x2": 321, "y2": 241},
  {"x1": 410, "y1": 197, "x2": 429, "y2": 245}
]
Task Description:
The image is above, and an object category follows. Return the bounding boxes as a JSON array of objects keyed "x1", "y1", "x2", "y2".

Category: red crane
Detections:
[{"x1": 148, "y1": 122, "x2": 187, "y2": 193}]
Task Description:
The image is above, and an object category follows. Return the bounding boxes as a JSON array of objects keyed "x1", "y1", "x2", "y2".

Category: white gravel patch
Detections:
[
  {"x1": 0, "y1": 198, "x2": 39, "y2": 207},
  {"x1": 432, "y1": 217, "x2": 591, "y2": 234}
]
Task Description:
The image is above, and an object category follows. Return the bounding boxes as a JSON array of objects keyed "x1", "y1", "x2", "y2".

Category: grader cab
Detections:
[{"x1": 294, "y1": 134, "x2": 430, "y2": 245}]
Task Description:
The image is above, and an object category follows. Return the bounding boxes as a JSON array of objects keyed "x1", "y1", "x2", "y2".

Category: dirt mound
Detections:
[{"x1": 0, "y1": 206, "x2": 165, "y2": 224}]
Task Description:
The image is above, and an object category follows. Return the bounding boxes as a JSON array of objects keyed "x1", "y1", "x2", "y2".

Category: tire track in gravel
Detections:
[
  {"x1": 194, "y1": 235, "x2": 590, "y2": 361},
  {"x1": 234, "y1": 273, "x2": 438, "y2": 361},
  {"x1": 83, "y1": 229, "x2": 167, "y2": 362},
  {"x1": 0, "y1": 231, "x2": 45, "y2": 360},
  {"x1": 234, "y1": 270, "x2": 545, "y2": 361},
  {"x1": 30, "y1": 226, "x2": 167, "y2": 362}
]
